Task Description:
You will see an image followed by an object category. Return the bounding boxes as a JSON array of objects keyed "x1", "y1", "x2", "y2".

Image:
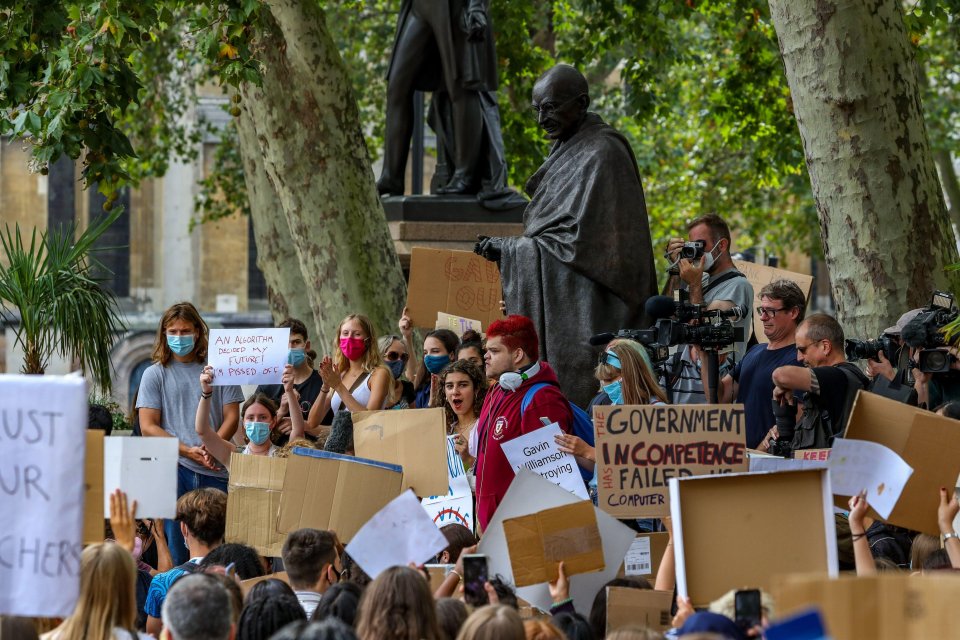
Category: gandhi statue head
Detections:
[{"x1": 531, "y1": 64, "x2": 590, "y2": 142}]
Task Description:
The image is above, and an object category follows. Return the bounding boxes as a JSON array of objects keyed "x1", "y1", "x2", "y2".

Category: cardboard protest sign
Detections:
[
  {"x1": 620, "y1": 532, "x2": 670, "y2": 578},
  {"x1": 346, "y1": 490, "x2": 448, "y2": 580},
  {"x1": 796, "y1": 448, "x2": 831, "y2": 461},
  {"x1": 104, "y1": 437, "x2": 179, "y2": 519},
  {"x1": 277, "y1": 448, "x2": 403, "y2": 542},
  {"x1": 478, "y1": 470, "x2": 636, "y2": 615},
  {"x1": 208, "y1": 327, "x2": 290, "y2": 386},
  {"x1": 594, "y1": 404, "x2": 748, "y2": 518},
  {"x1": 501, "y1": 423, "x2": 589, "y2": 500},
  {"x1": 828, "y1": 439, "x2": 913, "y2": 519},
  {"x1": 733, "y1": 259, "x2": 814, "y2": 344},
  {"x1": 353, "y1": 408, "x2": 448, "y2": 496},
  {"x1": 842, "y1": 390, "x2": 960, "y2": 535},
  {"x1": 773, "y1": 573, "x2": 960, "y2": 640},
  {"x1": 670, "y1": 469, "x2": 838, "y2": 607},
  {"x1": 436, "y1": 312, "x2": 483, "y2": 336},
  {"x1": 504, "y1": 501, "x2": 605, "y2": 587},
  {"x1": 606, "y1": 587, "x2": 674, "y2": 634},
  {"x1": 83, "y1": 429, "x2": 105, "y2": 544},
  {"x1": 0, "y1": 374, "x2": 87, "y2": 617},
  {"x1": 421, "y1": 436, "x2": 474, "y2": 531},
  {"x1": 406, "y1": 248, "x2": 503, "y2": 329},
  {"x1": 226, "y1": 453, "x2": 288, "y2": 556}
]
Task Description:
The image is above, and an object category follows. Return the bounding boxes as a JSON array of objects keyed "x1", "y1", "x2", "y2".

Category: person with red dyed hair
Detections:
[{"x1": 474, "y1": 315, "x2": 574, "y2": 530}]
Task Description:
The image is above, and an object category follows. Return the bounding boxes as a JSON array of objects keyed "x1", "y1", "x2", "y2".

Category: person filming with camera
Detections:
[
  {"x1": 899, "y1": 293, "x2": 960, "y2": 410},
  {"x1": 769, "y1": 314, "x2": 869, "y2": 454},
  {"x1": 664, "y1": 214, "x2": 753, "y2": 404}
]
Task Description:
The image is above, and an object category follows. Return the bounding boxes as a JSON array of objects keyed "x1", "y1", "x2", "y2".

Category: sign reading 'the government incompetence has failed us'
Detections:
[{"x1": 594, "y1": 405, "x2": 748, "y2": 518}]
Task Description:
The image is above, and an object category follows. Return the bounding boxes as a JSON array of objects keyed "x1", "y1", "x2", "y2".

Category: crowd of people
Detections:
[{"x1": 7, "y1": 212, "x2": 960, "y2": 640}]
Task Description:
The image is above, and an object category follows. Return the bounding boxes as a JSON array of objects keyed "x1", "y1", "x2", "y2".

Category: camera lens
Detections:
[{"x1": 924, "y1": 350, "x2": 948, "y2": 371}]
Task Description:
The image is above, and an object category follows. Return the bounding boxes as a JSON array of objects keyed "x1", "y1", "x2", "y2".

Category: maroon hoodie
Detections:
[{"x1": 475, "y1": 361, "x2": 574, "y2": 530}]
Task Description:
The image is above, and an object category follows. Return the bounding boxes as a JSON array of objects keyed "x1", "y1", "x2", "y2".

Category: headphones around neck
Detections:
[{"x1": 499, "y1": 361, "x2": 541, "y2": 392}]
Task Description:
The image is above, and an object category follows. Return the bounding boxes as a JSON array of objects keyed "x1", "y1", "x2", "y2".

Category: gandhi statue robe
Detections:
[{"x1": 500, "y1": 112, "x2": 657, "y2": 408}]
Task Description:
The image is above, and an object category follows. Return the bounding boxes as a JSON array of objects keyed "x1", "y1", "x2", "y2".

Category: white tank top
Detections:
[{"x1": 331, "y1": 373, "x2": 373, "y2": 413}]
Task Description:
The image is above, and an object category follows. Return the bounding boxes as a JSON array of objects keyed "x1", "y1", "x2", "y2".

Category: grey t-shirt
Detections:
[
  {"x1": 136, "y1": 360, "x2": 244, "y2": 477},
  {"x1": 670, "y1": 268, "x2": 755, "y2": 405}
]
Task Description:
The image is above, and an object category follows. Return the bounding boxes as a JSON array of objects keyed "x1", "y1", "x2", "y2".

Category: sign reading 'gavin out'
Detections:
[{"x1": 594, "y1": 405, "x2": 748, "y2": 518}]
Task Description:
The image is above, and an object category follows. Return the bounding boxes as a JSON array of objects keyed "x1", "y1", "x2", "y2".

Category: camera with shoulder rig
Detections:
[
  {"x1": 588, "y1": 328, "x2": 670, "y2": 379},
  {"x1": 901, "y1": 291, "x2": 959, "y2": 373},
  {"x1": 644, "y1": 290, "x2": 746, "y2": 351}
]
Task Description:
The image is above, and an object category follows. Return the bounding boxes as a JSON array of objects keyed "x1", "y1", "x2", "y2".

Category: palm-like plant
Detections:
[{"x1": 0, "y1": 209, "x2": 126, "y2": 392}]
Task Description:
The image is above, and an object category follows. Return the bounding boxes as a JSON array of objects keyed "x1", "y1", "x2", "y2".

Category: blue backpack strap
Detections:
[{"x1": 521, "y1": 383, "x2": 551, "y2": 415}]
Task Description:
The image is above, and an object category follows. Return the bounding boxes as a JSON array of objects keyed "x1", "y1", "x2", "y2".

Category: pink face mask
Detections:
[
  {"x1": 133, "y1": 536, "x2": 144, "y2": 561},
  {"x1": 339, "y1": 336, "x2": 367, "y2": 361}
]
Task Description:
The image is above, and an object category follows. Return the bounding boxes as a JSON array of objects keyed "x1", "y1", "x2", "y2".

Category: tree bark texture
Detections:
[
  {"x1": 934, "y1": 148, "x2": 960, "y2": 232},
  {"x1": 768, "y1": 0, "x2": 959, "y2": 337},
  {"x1": 238, "y1": 0, "x2": 406, "y2": 349}
]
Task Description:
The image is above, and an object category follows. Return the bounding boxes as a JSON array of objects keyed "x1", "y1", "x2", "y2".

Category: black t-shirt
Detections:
[
  {"x1": 808, "y1": 364, "x2": 864, "y2": 434},
  {"x1": 255, "y1": 369, "x2": 324, "y2": 420}
]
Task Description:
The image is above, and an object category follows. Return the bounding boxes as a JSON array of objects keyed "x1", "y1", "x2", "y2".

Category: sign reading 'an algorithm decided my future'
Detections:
[
  {"x1": 594, "y1": 404, "x2": 748, "y2": 518},
  {"x1": 208, "y1": 328, "x2": 290, "y2": 386}
]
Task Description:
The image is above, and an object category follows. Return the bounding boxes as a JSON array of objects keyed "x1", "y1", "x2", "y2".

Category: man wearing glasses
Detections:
[
  {"x1": 717, "y1": 280, "x2": 806, "y2": 449},
  {"x1": 771, "y1": 314, "x2": 869, "y2": 451}
]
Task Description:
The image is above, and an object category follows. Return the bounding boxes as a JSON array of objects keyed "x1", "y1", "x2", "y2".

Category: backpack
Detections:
[
  {"x1": 521, "y1": 382, "x2": 595, "y2": 483},
  {"x1": 791, "y1": 362, "x2": 869, "y2": 450}
]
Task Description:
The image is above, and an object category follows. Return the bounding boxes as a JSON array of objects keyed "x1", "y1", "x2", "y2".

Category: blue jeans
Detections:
[{"x1": 165, "y1": 465, "x2": 229, "y2": 566}]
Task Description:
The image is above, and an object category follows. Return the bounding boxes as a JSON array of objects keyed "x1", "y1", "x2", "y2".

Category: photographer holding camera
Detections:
[
  {"x1": 716, "y1": 279, "x2": 805, "y2": 449},
  {"x1": 899, "y1": 294, "x2": 960, "y2": 409},
  {"x1": 770, "y1": 314, "x2": 869, "y2": 453},
  {"x1": 845, "y1": 309, "x2": 920, "y2": 406},
  {"x1": 665, "y1": 214, "x2": 754, "y2": 404}
]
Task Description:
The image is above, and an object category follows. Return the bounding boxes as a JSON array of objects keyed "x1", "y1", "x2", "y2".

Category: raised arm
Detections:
[
  {"x1": 848, "y1": 491, "x2": 876, "y2": 576},
  {"x1": 399, "y1": 306, "x2": 422, "y2": 383},
  {"x1": 939, "y1": 487, "x2": 960, "y2": 569},
  {"x1": 655, "y1": 516, "x2": 676, "y2": 592},
  {"x1": 195, "y1": 366, "x2": 236, "y2": 469},
  {"x1": 283, "y1": 364, "x2": 306, "y2": 442},
  {"x1": 307, "y1": 356, "x2": 335, "y2": 432}
]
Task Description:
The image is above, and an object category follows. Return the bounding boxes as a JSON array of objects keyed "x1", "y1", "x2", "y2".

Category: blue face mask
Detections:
[
  {"x1": 386, "y1": 359, "x2": 405, "y2": 379},
  {"x1": 602, "y1": 379, "x2": 624, "y2": 405},
  {"x1": 244, "y1": 421, "x2": 271, "y2": 445},
  {"x1": 424, "y1": 354, "x2": 451, "y2": 375},
  {"x1": 288, "y1": 348, "x2": 306, "y2": 367},
  {"x1": 167, "y1": 334, "x2": 195, "y2": 357}
]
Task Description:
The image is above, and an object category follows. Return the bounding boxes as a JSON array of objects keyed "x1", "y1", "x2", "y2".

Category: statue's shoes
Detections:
[
  {"x1": 436, "y1": 174, "x2": 474, "y2": 195},
  {"x1": 377, "y1": 178, "x2": 404, "y2": 196}
]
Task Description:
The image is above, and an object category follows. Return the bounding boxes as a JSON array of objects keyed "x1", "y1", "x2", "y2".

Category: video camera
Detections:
[
  {"x1": 901, "y1": 291, "x2": 959, "y2": 373},
  {"x1": 588, "y1": 328, "x2": 671, "y2": 378},
  {"x1": 645, "y1": 291, "x2": 746, "y2": 350}
]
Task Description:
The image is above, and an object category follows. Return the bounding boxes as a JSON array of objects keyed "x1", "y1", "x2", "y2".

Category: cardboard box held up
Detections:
[
  {"x1": 670, "y1": 469, "x2": 838, "y2": 607},
  {"x1": 83, "y1": 430, "x2": 105, "y2": 544},
  {"x1": 406, "y1": 248, "x2": 503, "y2": 329},
  {"x1": 773, "y1": 573, "x2": 960, "y2": 640},
  {"x1": 733, "y1": 260, "x2": 813, "y2": 344},
  {"x1": 503, "y1": 501, "x2": 605, "y2": 588},
  {"x1": 226, "y1": 453, "x2": 288, "y2": 556},
  {"x1": 606, "y1": 587, "x2": 674, "y2": 635},
  {"x1": 353, "y1": 408, "x2": 448, "y2": 496},
  {"x1": 277, "y1": 449, "x2": 403, "y2": 542},
  {"x1": 842, "y1": 390, "x2": 960, "y2": 535}
]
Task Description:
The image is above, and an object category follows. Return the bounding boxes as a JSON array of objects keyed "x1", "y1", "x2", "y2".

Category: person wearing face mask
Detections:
[
  {"x1": 555, "y1": 340, "x2": 667, "y2": 514},
  {"x1": 308, "y1": 314, "x2": 393, "y2": 429},
  {"x1": 196, "y1": 364, "x2": 305, "y2": 468},
  {"x1": 664, "y1": 214, "x2": 754, "y2": 404},
  {"x1": 255, "y1": 318, "x2": 325, "y2": 445},
  {"x1": 137, "y1": 302, "x2": 243, "y2": 566},
  {"x1": 412, "y1": 329, "x2": 460, "y2": 409},
  {"x1": 378, "y1": 334, "x2": 417, "y2": 410}
]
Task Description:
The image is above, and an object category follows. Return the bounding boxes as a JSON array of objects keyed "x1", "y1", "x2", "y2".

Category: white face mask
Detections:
[{"x1": 702, "y1": 240, "x2": 723, "y2": 273}]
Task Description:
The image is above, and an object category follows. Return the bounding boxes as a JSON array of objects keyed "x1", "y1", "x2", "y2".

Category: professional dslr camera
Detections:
[
  {"x1": 844, "y1": 335, "x2": 899, "y2": 364},
  {"x1": 901, "y1": 291, "x2": 959, "y2": 373}
]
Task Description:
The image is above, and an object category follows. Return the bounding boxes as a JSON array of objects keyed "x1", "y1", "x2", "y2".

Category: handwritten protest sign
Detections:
[
  {"x1": 406, "y1": 248, "x2": 503, "y2": 329},
  {"x1": 0, "y1": 374, "x2": 87, "y2": 617},
  {"x1": 208, "y1": 327, "x2": 290, "y2": 386},
  {"x1": 421, "y1": 436, "x2": 474, "y2": 531},
  {"x1": 733, "y1": 260, "x2": 813, "y2": 344},
  {"x1": 594, "y1": 404, "x2": 748, "y2": 518},
  {"x1": 501, "y1": 423, "x2": 589, "y2": 500},
  {"x1": 436, "y1": 312, "x2": 483, "y2": 337}
]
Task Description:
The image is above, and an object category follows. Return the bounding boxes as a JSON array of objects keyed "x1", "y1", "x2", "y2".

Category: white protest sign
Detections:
[
  {"x1": 208, "y1": 328, "x2": 290, "y2": 386},
  {"x1": 828, "y1": 439, "x2": 914, "y2": 519},
  {"x1": 0, "y1": 374, "x2": 87, "y2": 617},
  {"x1": 624, "y1": 536, "x2": 652, "y2": 576},
  {"x1": 104, "y1": 438, "x2": 179, "y2": 519},
  {"x1": 421, "y1": 436, "x2": 475, "y2": 531},
  {"x1": 500, "y1": 423, "x2": 589, "y2": 500},
  {"x1": 346, "y1": 489, "x2": 448, "y2": 580},
  {"x1": 749, "y1": 456, "x2": 829, "y2": 473}
]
